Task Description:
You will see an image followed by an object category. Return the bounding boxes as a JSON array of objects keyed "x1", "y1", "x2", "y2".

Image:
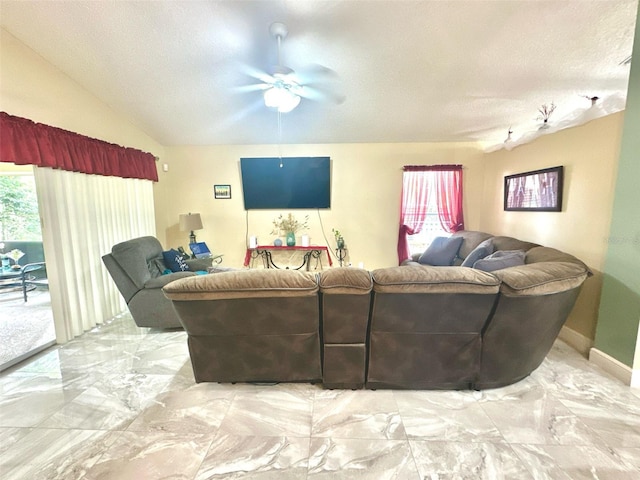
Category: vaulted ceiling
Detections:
[{"x1": 0, "y1": 1, "x2": 637, "y2": 149}]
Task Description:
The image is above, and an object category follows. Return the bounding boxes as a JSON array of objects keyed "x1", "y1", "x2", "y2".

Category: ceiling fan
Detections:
[{"x1": 239, "y1": 22, "x2": 344, "y2": 113}]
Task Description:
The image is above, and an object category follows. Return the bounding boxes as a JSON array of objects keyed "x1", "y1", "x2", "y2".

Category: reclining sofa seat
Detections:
[
  {"x1": 102, "y1": 236, "x2": 196, "y2": 329},
  {"x1": 163, "y1": 269, "x2": 322, "y2": 383},
  {"x1": 367, "y1": 265, "x2": 501, "y2": 389}
]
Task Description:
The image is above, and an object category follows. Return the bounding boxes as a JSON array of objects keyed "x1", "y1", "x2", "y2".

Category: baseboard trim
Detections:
[
  {"x1": 558, "y1": 326, "x2": 593, "y2": 356},
  {"x1": 589, "y1": 347, "x2": 633, "y2": 386}
]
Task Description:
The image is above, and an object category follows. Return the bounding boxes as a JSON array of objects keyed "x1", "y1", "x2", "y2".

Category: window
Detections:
[
  {"x1": 397, "y1": 165, "x2": 464, "y2": 264},
  {"x1": 0, "y1": 173, "x2": 42, "y2": 241},
  {"x1": 406, "y1": 203, "x2": 451, "y2": 256}
]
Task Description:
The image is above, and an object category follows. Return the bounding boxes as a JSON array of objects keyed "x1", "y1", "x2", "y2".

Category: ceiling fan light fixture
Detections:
[{"x1": 263, "y1": 85, "x2": 301, "y2": 113}]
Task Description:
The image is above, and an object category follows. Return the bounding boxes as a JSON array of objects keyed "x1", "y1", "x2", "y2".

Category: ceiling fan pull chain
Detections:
[{"x1": 278, "y1": 111, "x2": 283, "y2": 167}]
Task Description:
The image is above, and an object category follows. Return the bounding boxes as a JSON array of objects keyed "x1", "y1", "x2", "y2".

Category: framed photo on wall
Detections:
[
  {"x1": 504, "y1": 166, "x2": 563, "y2": 212},
  {"x1": 214, "y1": 184, "x2": 231, "y2": 199}
]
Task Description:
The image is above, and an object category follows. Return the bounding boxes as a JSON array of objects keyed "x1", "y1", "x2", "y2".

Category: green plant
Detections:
[
  {"x1": 0, "y1": 175, "x2": 42, "y2": 241},
  {"x1": 271, "y1": 213, "x2": 309, "y2": 235},
  {"x1": 332, "y1": 228, "x2": 345, "y2": 248}
]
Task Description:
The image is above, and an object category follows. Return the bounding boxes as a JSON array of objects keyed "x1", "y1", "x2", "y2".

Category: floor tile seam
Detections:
[
  {"x1": 0, "y1": 427, "x2": 125, "y2": 470},
  {"x1": 559, "y1": 398, "x2": 633, "y2": 433},
  {"x1": 494, "y1": 442, "x2": 541, "y2": 480},
  {"x1": 388, "y1": 389, "x2": 410, "y2": 441},
  {"x1": 405, "y1": 436, "x2": 507, "y2": 444},
  {"x1": 557, "y1": 393, "x2": 640, "y2": 418},
  {"x1": 474, "y1": 398, "x2": 509, "y2": 445},
  {"x1": 406, "y1": 438, "x2": 537, "y2": 479},
  {"x1": 16, "y1": 389, "x2": 88, "y2": 430},
  {"x1": 27, "y1": 425, "x2": 130, "y2": 433},
  {"x1": 507, "y1": 441, "x2": 640, "y2": 474},
  {"x1": 309, "y1": 433, "x2": 409, "y2": 441},
  {"x1": 546, "y1": 401, "x2": 615, "y2": 449}
]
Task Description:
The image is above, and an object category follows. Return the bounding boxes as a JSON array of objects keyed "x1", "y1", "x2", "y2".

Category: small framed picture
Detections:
[{"x1": 214, "y1": 184, "x2": 231, "y2": 199}]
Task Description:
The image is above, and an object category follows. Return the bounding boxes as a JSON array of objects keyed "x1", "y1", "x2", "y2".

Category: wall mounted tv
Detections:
[{"x1": 240, "y1": 157, "x2": 331, "y2": 209}]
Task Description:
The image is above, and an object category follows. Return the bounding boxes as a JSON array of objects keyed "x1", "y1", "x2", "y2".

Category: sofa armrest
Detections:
[{"x1": 493, "y1": 262, "x2": 589, "y2": 296}]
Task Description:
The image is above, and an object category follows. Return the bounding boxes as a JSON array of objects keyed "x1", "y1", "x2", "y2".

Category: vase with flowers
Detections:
[{"x1": 271, "y1": 213, "x2": 309, "y2": 247}]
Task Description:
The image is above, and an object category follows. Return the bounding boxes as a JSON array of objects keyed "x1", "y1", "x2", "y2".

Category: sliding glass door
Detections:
[{"x1": 0, "y1": 166, "x2": 54, "y2": 371}]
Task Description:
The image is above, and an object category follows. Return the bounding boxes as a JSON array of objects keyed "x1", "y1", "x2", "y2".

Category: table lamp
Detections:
[{"x1": 179, "y1": 213, "x2": 203, "y2": 244}]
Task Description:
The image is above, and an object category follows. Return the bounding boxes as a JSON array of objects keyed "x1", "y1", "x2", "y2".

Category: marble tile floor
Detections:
[
  {"x1": 1, "y1": 312, "x2": 640, "y2": 479},
  {"x1": 0, "y1": 288, "x2": 55, "y2": 370}
]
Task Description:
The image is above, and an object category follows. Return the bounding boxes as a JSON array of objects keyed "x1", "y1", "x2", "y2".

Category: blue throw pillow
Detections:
[
  {"x1": 162, "y1": 249, "x2": 191, "y2": 272},
  {"x1": 461, "y1": 238, "x2": 494, "y2": 267},
  {"x1": 473, "y1": 250, "x2": 525, "y2": 272},
  {"x1": 418, "y1": 236, "x2": 464, "y2": 266}
]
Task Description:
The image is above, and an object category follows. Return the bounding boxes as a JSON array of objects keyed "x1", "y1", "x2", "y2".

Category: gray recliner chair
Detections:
[{"x1": 102, "y1": 236, "x2": 199, "y2": 329}]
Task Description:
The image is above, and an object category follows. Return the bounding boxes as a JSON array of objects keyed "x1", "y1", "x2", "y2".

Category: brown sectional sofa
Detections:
[{"x1": 163, "y1": 230, "x2": 591, "y2": 390}]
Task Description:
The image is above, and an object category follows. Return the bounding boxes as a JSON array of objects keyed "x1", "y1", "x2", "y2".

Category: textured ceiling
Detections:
[{"x1": 0, "y1": 0, "x2": 637, "y2": 149}]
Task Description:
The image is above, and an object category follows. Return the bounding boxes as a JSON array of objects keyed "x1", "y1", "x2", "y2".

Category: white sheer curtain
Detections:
[{"x1": 33, "y1": 167, "x2": 155, "y2": 343}]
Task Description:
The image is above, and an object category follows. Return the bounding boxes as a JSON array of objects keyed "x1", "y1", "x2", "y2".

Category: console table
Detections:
[{"x1": 244, "y1": 246, "x2": 333, "y2": 271}]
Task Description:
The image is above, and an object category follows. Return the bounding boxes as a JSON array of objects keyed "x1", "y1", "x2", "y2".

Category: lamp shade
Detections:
[{"x1": 179, "y1": 213, "x2": 203, "y2": 232}]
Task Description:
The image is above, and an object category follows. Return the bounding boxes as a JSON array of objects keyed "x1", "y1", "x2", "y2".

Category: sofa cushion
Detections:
[
  {"x1": 418, "y1": 236, "x2": 464, "y2": 266},
  {"x1": 494, "y1": 262, "x2": 590, "y2": 296},
  {"x1": 525, "y1": 246, "x2": 591, "y2": 273},
  {"x1": 461, "y1": 238, "x2": 494, "y2": 267},
  {"x1": 318, "y1": 267, "x2": 373, "y2": 295},
  {"x1": 372, "y1": 265, "x2": 500, "y2": 294},
  {"x1": 473, "y1": 250, "x2": 525, "y2": 272},
  {"x1": 491, "y1": 236, "x2": 539, "y2": 253},
  {"x1": 162, "y1": 249, "x2": 191, "y2": 272},
  {"x1": 163, "y1": 269, "x2": 318, "y2": 300},
  {"x1": 451, "y1": 231, "x2": 494, "y2": 260}
]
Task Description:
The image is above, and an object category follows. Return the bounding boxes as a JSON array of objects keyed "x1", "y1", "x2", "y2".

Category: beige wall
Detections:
[
  {"x1": 0, "y1": 28, "x2": 163, "y2": 161},
  {"x1": 156, "y1": 143, "x2": 486, "y2": 269},
  {"x1": 480, "y1": 112, "x2": 624, "y2": 340}
]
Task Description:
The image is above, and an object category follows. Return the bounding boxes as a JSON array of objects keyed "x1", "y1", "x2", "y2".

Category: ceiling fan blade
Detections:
[
  {"x1": 299, "y1": 84, "x2": 346, "y2": 105},
  {"x1": 237, "y1": 62, "x2": 275, "y2": 85},
  {"x1": 296, "y1": 63, "x2": 341, "y2": 84},
  {"x1": 234, "y1": 83, "x2": 271, "y2": 93}
]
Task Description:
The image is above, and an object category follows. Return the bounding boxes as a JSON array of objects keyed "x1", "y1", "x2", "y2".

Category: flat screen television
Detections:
[{"x1": 240, "y1": 157, "x2": 331, "y2": 209}]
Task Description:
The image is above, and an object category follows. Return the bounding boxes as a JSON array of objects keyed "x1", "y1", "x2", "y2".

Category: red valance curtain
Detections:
[
  {"x1": 397, "y1": 164, "x2": 465, "y2": 264},
  {"x1": 0, "y1": 112, "x2": 158, "y2": 181}
]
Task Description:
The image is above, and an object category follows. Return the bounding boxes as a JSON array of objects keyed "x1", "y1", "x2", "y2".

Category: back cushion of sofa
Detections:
[
  {"x1": 318, "y1": 268, "x2": 372, "y2": 295},
  {"x1": 491, "y1": 236, "x2": 539, "y2": 253},
  {"x1": 163, "y1": 269, "x2": 318, "y2": 300},
  {"x1": 451, "y1": 231, "x2": 494, "y2": 260},
  {"x1": 525, "y1": 246, "x2": 591, "y2": 272},
  {"x1": 372, "y1": 265, "x2": 500, "y2": 294}
]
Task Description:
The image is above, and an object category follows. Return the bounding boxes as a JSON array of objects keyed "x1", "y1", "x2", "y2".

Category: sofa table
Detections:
[{"x1": 244, "y1": 245, "x2": 333, "y2": 271}]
